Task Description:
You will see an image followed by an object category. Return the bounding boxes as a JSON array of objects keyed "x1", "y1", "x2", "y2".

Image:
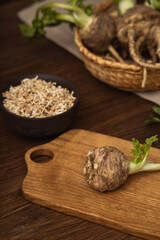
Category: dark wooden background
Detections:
[{"x1": 0, "y1": 1, "x2": 159, "y2": 240}]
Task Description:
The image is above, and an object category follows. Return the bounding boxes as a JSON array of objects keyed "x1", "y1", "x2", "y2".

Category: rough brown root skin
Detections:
[
  {"x1": 117, "y1": 26, "x2": 130, "y2": 44},
  {"x1": 118, "y1": 5, "x2": 160, "y2": 28},
  {"x1": 150, "y1": 25, "x2": 160, "y2": 60},
  {"x1": 117, "y1": 5, "x2": 160, "y2": 67},
  {"x1": 146, "y1": 40, "x2": 157, "y2": 63},
  {"x1": 135, "y1": 35, "x2": 146, "y2": 62},
  {"x1": 83, "y1": 146, "x2": 129, "y2": 192},
  {"x1": 128, "y1": 29, "x2": 160, "y2": 69},
  {"x1": 80, "y1": 12, "x2": 116, "y2": 53}
]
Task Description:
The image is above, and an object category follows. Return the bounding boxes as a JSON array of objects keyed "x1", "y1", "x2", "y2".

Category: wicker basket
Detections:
[{"x1": 74, "y1": 2, "x2": 160, "y2": 92}]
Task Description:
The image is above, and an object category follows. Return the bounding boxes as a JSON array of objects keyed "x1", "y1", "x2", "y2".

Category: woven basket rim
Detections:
[{"x1": 75, "y1": 28, "x2": 143, "y2": 72}]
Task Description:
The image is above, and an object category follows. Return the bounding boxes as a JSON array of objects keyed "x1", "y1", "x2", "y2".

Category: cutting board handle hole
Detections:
[{"x1": 30, "y1": 149, "x2": 54, "y2": 163}]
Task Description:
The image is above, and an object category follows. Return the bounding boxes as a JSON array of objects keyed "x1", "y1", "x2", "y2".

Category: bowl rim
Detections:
[{"x1": 0, "y1": 73, "x2": 79, "y2": 121}]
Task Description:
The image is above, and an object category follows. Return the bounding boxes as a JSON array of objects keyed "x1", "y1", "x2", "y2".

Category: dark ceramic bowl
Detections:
[{"x1": 0, "y1": 74, "x2": 79, "y2": 138}]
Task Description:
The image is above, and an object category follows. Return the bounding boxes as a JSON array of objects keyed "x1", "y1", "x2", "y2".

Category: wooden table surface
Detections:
[{"x1": 0, "y1": 1, "x2": 160, "y2": 240}]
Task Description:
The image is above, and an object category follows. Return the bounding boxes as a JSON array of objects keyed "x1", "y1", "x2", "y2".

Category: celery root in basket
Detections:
[
  {"x1": 20, "y1": 0, "x2": 160, "y2": 67},
  {"x1": 19, "y1": 0, "x2": 116, "y2": 53},
  {"x1": 117, "y1": 4, "x2": 160, "y2": 69}
]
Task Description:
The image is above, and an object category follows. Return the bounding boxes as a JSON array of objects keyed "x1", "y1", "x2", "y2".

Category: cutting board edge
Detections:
[
  {"x1": 22, "y1": 185, "x2": 160, "y2": 240},
  {"x1": 55, "y1": 129, "x2": 160, "y2": 158},
  {"x1": 22, "y1": 129, "x2": 160, "y2": 240}
]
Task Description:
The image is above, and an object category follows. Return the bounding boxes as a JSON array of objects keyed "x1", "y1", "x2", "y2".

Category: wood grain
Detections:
[
  {"x1": 23, "y1": 129, "x2": 160, "y2": 240},
  {"x1": 1, "y1": 1, "x2": 160, "y2": 240}
]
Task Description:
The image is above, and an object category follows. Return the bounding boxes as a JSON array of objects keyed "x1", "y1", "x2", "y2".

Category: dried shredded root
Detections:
[{"x1": 2, "y1": 76, "x2": 76, "y2": 118}]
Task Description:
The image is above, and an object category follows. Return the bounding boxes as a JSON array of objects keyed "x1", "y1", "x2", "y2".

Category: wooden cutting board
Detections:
[{"x1": 23, "y1": 129, "x2": 160, "y2": 240}]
